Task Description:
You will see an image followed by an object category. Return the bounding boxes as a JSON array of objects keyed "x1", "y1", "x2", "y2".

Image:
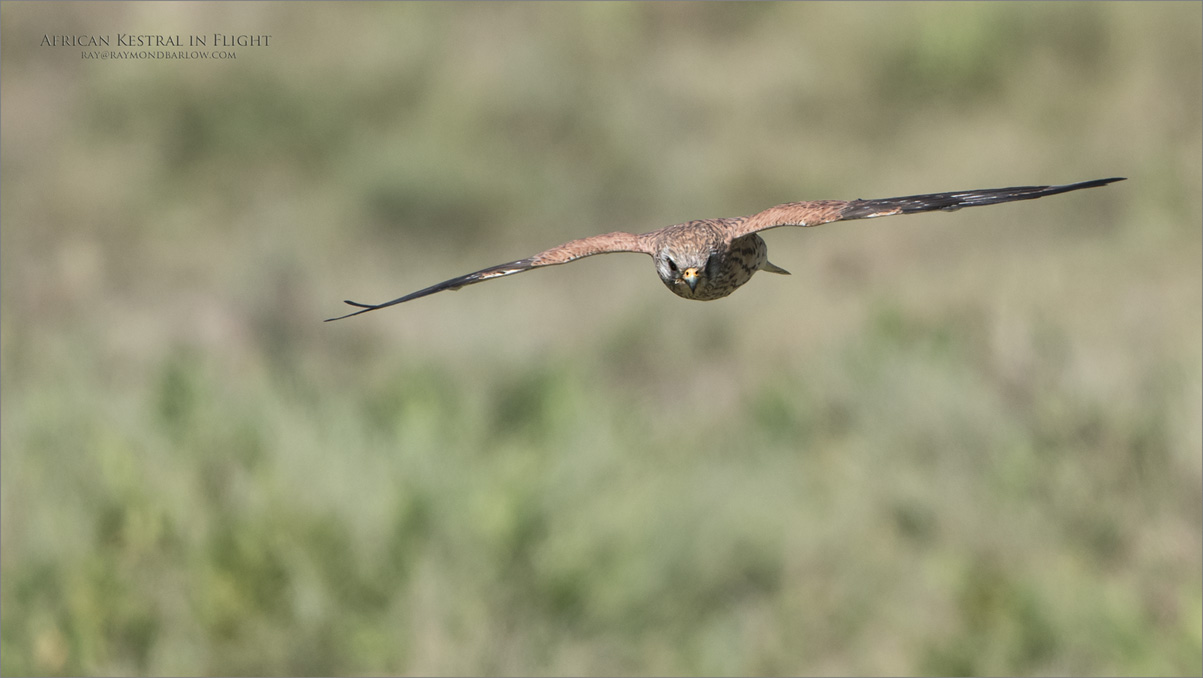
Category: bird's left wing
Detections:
[
  {"x1": 326, "y1": 231, "x2": 652, "y2": 321},
  {"x1": 728, "y1": 178, "x2": 1126, "y2": 239}
]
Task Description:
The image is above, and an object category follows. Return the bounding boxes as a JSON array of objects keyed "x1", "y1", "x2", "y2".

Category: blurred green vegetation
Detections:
[{"x1": 2, "y1": 2, "x2": 1200, "y2": 675}]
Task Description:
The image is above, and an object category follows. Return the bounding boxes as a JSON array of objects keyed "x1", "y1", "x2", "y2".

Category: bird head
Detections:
[{"x1": 655, "y1": 246, "x2": 718, "y2": 299}]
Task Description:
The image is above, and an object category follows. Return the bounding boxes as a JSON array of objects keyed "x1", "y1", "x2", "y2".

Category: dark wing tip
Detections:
[
  {"x1": 841, "y1": 176, "x2": 1128, "y2": 221},
  {"x1": 1041, "y1": 176, "x2": 1127, "y2": 196},
  {"x1": 323, "y1": 258, "x2": 541, "y2": 322},
  {"x1": 324, "y1": 300, "x2": 380, "y2": 322}
]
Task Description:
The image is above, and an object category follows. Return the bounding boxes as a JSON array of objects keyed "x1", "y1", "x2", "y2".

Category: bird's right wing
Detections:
[{"x1": 326, "y1": 231, "x2": 652, "y2": 321}]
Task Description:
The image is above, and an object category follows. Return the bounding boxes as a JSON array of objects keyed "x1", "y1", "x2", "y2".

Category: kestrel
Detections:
[{"x1": 327, "y1": 177, "x2": 1124, "y2": 321}]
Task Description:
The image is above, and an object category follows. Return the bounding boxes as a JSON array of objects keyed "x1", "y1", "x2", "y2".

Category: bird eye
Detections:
[{"x1": 667, "y1": 258, "x2": 678, "y2": 272}]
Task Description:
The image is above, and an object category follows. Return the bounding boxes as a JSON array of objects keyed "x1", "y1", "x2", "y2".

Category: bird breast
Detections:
[{"x1": 663, "y1": 231, "x2": 770, "y2": 301}]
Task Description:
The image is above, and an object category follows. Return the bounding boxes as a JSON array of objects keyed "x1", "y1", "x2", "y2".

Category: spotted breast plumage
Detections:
[{"x1": 326, "y1": 177, "x2": 1125, "y2": 321}]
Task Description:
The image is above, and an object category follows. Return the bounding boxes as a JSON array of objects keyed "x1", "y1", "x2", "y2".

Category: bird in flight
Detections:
[{"x1": 326, "y1": 177, "x2": 1124, "y2": 321}]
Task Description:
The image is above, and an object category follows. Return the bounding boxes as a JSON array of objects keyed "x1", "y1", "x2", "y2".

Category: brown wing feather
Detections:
[
  {"x1": 730, "y1": 178, "x2": 1126, "y2": 239},
  {"x1": 731, "y1": 200, "x2": 850, "y2": 237},
  {"x1": 326, "y1": 231, "x2": 652, "y2": 321}
]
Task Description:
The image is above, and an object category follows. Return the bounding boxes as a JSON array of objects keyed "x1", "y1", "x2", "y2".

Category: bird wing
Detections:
[
  {"x1": 326, "y1": 231, "x2": 653, "y2": 321},
  {"x1": 729, "y1": 177, "x2": 1126, "y2": 239}
]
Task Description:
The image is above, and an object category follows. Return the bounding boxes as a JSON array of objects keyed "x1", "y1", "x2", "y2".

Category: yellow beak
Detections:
[{"x1": 681, "y1": 267, "x2": 699, "y2": 292}]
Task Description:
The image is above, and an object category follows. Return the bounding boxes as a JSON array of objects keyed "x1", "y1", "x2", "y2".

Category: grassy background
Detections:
[{"x1": 1, "y1": 2, "x2": 1200, "y2": 675}]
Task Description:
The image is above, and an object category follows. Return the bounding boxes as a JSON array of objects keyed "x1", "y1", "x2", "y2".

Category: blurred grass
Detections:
[{"x1": 1, "y1": 1, "x2": 1200, "y2": 675}]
